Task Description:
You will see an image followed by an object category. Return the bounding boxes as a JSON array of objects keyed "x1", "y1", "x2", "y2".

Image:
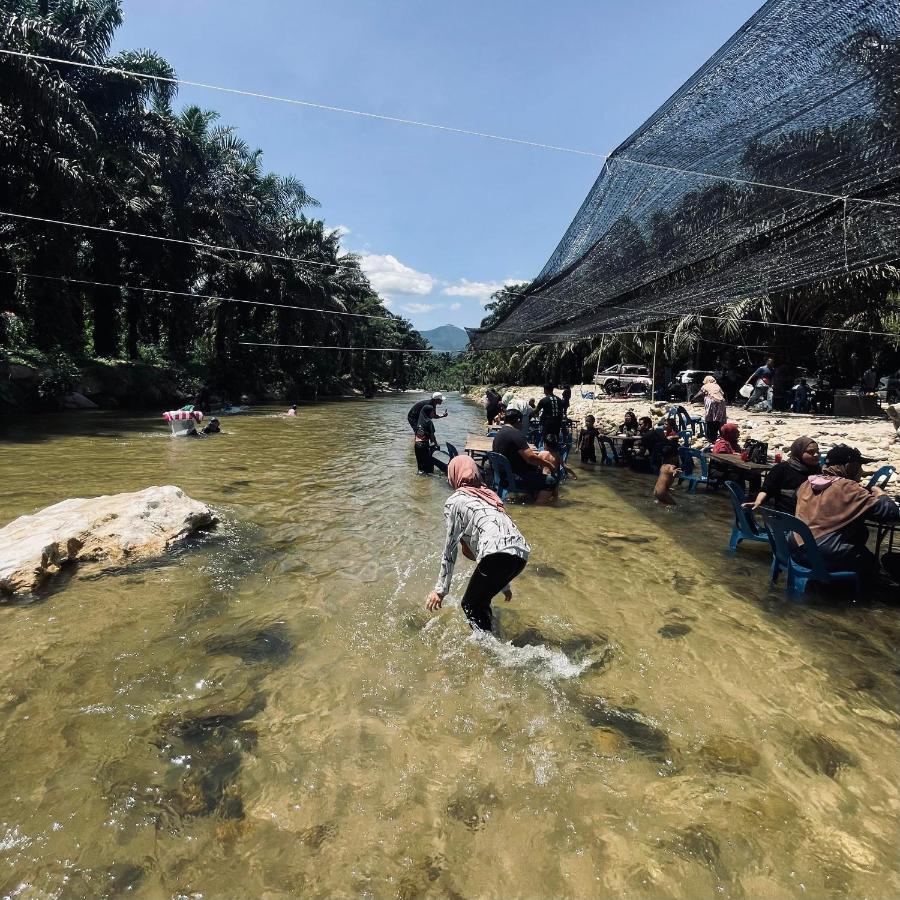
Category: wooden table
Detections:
[
  {"x1": 464, "y1": 434, "x2": 495, "y2": 457},
  {"x1": 706, "y1": 452, "x2": 771, "y2": 475},
  {"x1": 464, "y1": 433, "x2": 537, "y2": 459}
]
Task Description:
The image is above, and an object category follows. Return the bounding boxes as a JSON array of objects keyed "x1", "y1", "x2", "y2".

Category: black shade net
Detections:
[{"x1": 468, "y1": 0, "x2": 900, "y2": 350}]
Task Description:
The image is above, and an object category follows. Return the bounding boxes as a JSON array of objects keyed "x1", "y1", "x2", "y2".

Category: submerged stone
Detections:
[
  {"x1": 446, "y1": 784, "x2": 500, "y2": 831},
  {"x1": 658, "y1": 623, "x2": 692, "y2": 639},
  {"x1": 529, "y1": 564, "x2": 567, "y2": 580},
  {"x1": 667, "y1": 824, "x2": 723, "y2": 873},
  {"x1": 579, "y1": 700, "x2": 671, "y2": 760},
  {"x1": 698, "y1": 736, "x2": 761, "y2": 774},
  {"x1": 796, "y1": 733, "x2": 856, "y2": 778},
  {"x1": 598, "y1": 531, "x2": 657, "y2": 544},
  {"x1": 155, "y1": 694, "x2": 265, "y2": 821},
  {"x1": 204, "y1": 622, "x2": 293, "y2": 667}
]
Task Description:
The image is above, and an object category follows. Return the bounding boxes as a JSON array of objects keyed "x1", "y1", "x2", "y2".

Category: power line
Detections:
[
  {"x1": 0, "y1": 209, "x2": 344, "y2": 269},
  {"x1": 238, "y1": 341, "x2": 443, "y2": 353},
  {"x1": 0, "y1": 49, "x2": 604, "y2": 159},
  {"x1": 1, "y1": 269, "x2": 395, "y2": 320},
  {"x1": 7, "y1": 49, "x2": 900, "y2": 211}
]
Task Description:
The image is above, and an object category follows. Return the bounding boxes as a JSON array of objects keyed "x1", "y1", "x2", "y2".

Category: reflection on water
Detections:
[{"x1": 0, "y1": 395, "x2": 899, "y2": 897}]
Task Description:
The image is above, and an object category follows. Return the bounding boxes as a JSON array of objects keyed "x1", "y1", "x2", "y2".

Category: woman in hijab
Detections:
[
  {"x1": 793, "y1": 444, "x2": 899, "y2": 577},
  {"x1": 691, "y1": 375, "x2": 727, "y2": 443},
  {"x1": 426, "y1": 456, "x2": 531, "y2": 632},
  {"x1": 712, "y1": 422, "x2": 741, "y2": 454},
  {"x1": 745, "y1": 436, "x2": 820, "y2": 513}
]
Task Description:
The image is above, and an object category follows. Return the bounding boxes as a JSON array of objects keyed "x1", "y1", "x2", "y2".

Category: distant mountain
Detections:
[{"x1": 418, "y1": 324, "x2": 470, "y2": 354}]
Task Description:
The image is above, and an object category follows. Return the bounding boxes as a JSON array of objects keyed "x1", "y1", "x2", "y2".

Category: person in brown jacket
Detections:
[{"x1": 793, "y1": 445, "x2": 899, "y2": 578}]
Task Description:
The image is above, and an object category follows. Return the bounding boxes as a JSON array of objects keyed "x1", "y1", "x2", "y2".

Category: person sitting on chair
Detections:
[
  {"x1": 712, "y1": 422, "x2": 741, "y2": 454},
  {"x1": 491, "y1": 408, "x2": 547, "y2": 498},
  {"x1": 744, "y1": 436, "x2": 820, "y2": 514},
  {"x1": 793, "y1": 444, "x2": 899, "y2": 579},
  {"x1": 202, "y1": 417, "x2": 221, "y2": 434}
]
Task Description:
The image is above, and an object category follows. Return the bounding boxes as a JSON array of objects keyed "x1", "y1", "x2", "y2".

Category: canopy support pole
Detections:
[{"x1": 652, "y1": 331, "x2": 659, "y2": 401}]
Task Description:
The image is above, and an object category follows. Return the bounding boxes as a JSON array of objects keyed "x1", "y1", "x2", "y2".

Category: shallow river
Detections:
[{"x1": 1, "y1": 394, "x2": 899, "y2": 898}]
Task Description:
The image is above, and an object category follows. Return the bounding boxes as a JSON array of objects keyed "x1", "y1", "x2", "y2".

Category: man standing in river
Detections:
[{"x1": 407, "y1": 392, "x2": 446, "y2": 432}]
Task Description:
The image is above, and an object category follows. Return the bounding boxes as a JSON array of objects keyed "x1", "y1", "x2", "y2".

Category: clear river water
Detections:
[{"x1": 1, "y1": 393, "x2": 898, "y2": 898}]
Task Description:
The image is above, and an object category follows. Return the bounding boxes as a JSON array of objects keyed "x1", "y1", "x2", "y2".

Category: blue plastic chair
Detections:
[
  {"x1": 675, "y1": 405, "x2": 704, "y2": 436},
  {"x1": 677, "y1": 447, "x2": 715, "y2": 493},
  {"x1": 723, "y1": 481, "x2": 769, "y2": 552},
  {"x1": 484, "y1": 452, "x2": 529, "y2": 500},
  {"x1": 758, "y1": 508, "x2": 860, "y2": 596},
  {"x1": 867, "y1": 465, "x2": 895, "y2": 489}
]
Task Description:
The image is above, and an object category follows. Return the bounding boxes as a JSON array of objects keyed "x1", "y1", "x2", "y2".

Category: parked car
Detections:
[
  {"x1": 595, "y1": 364, "x2": 652, "y2": 395},
  {"x1": 665, "y1": 369, "x2": 718, "y2": 400}
]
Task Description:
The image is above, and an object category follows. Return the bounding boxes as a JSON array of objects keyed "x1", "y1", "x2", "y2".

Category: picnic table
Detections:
[
  {"x1": 464, "y1": 433, "x2": 537, "y2": 460},
  {"x1": 706, "y1": 452, "x2": 772, "y2": 475},
  {"x1": 464, "y1": 434, "x2": 495, "y2": 458}
]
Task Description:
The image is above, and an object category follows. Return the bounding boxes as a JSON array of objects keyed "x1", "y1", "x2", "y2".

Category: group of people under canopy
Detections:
[
  {"x1": 487, "y1": 385, "x2": 577, "y2": 503},
  {"x1": 410, "y1": 385, "x2": 900, "y2": 635}
]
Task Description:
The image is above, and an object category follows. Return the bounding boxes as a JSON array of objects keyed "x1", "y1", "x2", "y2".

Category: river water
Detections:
[{"x1": 1, "y1": 393, "x2": 898, "y2": 898}]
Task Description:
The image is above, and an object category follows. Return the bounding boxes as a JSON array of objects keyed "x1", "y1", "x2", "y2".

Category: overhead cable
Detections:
[
  {"x1": 0, "y1": 269, "x2": 395, "y2": 320},
  {"x1": 0, "y1": 209, "x2": 344, "y2": 268},
  {"x1": 6, "y1": 50, "x2": 900, "y2": 211},
  {"x1": 0, "y1": 49, "x2": 604, "y2": 159}
]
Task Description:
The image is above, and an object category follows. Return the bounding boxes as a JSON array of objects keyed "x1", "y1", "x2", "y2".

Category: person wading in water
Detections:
[
  {"x1": 427, "y1": 456, "x2": 530, "y2": 632},
  {"x1": 407, "y1": 392, "x2": 446, "y2": 433}
]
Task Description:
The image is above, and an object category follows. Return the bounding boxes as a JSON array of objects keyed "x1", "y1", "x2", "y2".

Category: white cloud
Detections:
[
  {"x1": 441, "y1": 278, "x2": 520, "y2": 305},
  {"x1": 402, "y1": 302, "x2": 443, "y2": 314},
  {"x1": 449, "y1": 302, "x2": 461, "y2": 311},
  {"x1": 327, "y1": 224, "x2": 351, "y2": 238},
  {"x1": 381, "y1": 298, "x2": 393, "y2": 308},
  {"x1": 359, "y1": 253, "x2": 435, "y2": 296}
]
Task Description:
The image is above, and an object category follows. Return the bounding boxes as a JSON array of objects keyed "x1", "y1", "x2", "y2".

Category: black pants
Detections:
[
  {"x1": 581, "y1": 446, "x2": 596, "y2": 463},
  {"x1": 461, "y1": 553, "x2": 527, "y2": 632},
  {"x1": 414, "y1": 440, "x2": 434, "y2": 473},
  {"x1": 705, "y1": 420, "x2": 723, "y2": 443}
]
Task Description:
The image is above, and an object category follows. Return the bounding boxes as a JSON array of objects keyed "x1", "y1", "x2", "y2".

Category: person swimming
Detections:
[{"x1": 285, "y1": 404, "x2": 297, "y2": 416}]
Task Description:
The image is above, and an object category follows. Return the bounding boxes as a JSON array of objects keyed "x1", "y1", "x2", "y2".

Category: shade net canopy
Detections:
[{"x1": 468, "y1": 0, "x2": 900, "y2": 350}]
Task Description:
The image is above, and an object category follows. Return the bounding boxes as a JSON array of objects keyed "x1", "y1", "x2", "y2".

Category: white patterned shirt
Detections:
[{"x1": 435, "y1": 491, "x2": 531, "y2": 595}]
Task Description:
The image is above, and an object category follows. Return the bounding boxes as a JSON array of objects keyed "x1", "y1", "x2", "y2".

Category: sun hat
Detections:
[{"x1": 825, "y1": 444, "x2": 873, "y2": 465}]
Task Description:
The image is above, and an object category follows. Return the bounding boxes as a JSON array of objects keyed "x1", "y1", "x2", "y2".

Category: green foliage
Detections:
[{"x1": 0, "y1": 0, "x2": 427, "y2": 403}]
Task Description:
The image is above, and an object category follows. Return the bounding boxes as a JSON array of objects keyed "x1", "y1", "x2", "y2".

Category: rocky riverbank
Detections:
[{"x1": 466, "y1": 385, "x2": 900, "y2": 474}]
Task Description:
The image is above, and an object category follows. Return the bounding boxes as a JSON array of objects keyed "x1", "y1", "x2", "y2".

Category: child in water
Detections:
[
  {"x1": 654, "y1": 444, "x2": 681, "y2": 506},
  {"x1": 536, "y1": 433, "x2": 577, "y2": 501},
  {"x1": 578, "y1": 414, "x2": 601, "y2": 463}
]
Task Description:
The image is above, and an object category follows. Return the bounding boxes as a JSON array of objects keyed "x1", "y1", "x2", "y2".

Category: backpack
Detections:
[{"x1": 743, "y1": 438, "x2": 768, "y2": 463}]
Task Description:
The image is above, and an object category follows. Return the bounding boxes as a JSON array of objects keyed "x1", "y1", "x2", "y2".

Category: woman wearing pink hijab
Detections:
[{"x1": 427, "y1": 456, "x2": 531, "y2": 632}]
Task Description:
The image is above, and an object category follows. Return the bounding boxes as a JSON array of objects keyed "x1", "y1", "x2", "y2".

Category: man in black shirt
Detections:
[
  {"x1": 407, "y1": 392, "x2": 446, "y2": 432},
  {"x1": 492, "y1": 409, "x2": 546, "y2": 494},
  {"x1": 535, "y1": 383, "x2": 563, "y2": 439}
]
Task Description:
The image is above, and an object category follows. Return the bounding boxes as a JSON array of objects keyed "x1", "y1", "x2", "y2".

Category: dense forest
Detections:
[{"x1": 0, "y1": 0, "x2": 429, "y2": 410}]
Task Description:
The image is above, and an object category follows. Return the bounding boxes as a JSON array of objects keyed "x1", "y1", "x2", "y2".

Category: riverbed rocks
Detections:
[{"x1": 0, "y1": 485, "x2": 217, "y2": 599}]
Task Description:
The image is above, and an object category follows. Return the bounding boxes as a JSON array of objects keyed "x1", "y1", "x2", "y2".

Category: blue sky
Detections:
[{"x1": 115, "y1": 0, "x2": 764, "y2": 333}]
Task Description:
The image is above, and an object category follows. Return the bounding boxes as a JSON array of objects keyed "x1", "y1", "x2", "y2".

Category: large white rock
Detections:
[{"x1": 0, "y1": 486, "x2": 217, "y2": 599}]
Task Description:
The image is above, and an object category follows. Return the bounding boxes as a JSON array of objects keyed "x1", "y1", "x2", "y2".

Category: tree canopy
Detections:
[{"x1": 0, "y1": 0, "x2": 427, "y2": 402}]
